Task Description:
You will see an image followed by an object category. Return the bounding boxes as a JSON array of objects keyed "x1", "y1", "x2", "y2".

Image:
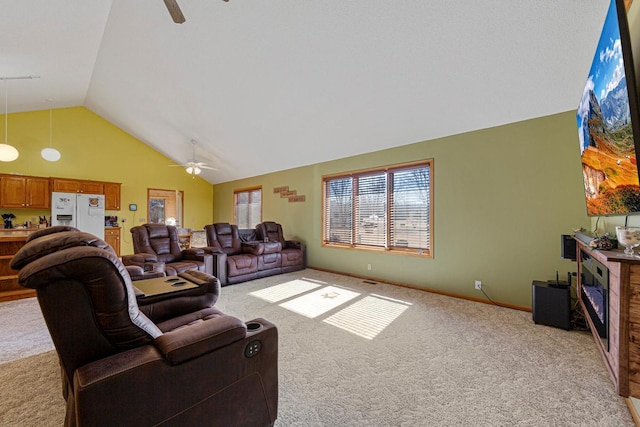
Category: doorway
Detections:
[{"x1": 147, "y1": 189, "x2": 184, "y2": 227}]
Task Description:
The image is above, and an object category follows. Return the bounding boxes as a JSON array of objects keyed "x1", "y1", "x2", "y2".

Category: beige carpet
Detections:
[
  {"x1": 0, "y1": 352, "x2": 65, "y2": 426},
  {"x1": 0, "y1": 269, "x2": 634, "y2": 426}
]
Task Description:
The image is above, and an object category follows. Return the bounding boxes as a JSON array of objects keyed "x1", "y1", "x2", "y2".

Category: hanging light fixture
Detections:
[
  {"x1": 185, "y1": 165, "x2": 202, "y2": 176},
  {"x1": 185, "y1": 140, "x2": 202, "y2": 177},
  {"x1": 41, "y1": 100, "x2": 61, "y2": 161},
  {"x1": 0, "y1": 79, "x2": 19, "y2": 162}
]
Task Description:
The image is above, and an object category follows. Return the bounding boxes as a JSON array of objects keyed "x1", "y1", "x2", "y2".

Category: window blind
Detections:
[
  {"x1": 322, "y1": 160, "x2": 432, "y2": 256},
  {"x1": 389, "y1": 167, "x2": 430, "y2": 250},
  {"x1": 235, "y1": 188, "x2": 262, "y2": 229},
  {"x1": 324, "y1": 177, "x2": 353, "y2": 244},
  {"x1": 356, "y1": 173, "x2": 387, "y2": 247}
]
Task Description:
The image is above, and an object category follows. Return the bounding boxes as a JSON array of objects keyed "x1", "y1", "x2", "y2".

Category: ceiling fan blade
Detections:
[
  {"x1": 163, "y1": 0, "x2": 186, "y2": 24},
  {"x1": 168, "y1": 141, "x2": 220, "y2": 172},
  {"x1": 169, "y1": 164, "x2": 219, "y2": 171},
  {"x1": 198, "y1": 165, "x2": 219, "y2": 171}
]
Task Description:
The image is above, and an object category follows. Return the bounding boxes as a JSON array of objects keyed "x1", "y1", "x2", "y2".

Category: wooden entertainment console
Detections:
[{"x1": 576, "y1": 238, "x2": 640, "y2": 398}]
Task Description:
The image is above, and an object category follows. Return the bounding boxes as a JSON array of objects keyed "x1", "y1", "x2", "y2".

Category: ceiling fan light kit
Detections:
[
  {"x1": 186, "y1": 166, "x2": 202, "y2": 176},
  {"x1": 168, "y1": 139, "x2": 218, "y2": 178}
]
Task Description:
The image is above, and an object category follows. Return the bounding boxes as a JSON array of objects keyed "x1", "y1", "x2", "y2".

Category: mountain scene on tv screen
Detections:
[{"x1": 577, "y1": 0, "x2": 640, "y2": 216}]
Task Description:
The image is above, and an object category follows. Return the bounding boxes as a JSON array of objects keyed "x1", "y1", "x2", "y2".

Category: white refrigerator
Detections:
[{"x1": 51, "y1": 192, "x2": 105, "y2": 239}]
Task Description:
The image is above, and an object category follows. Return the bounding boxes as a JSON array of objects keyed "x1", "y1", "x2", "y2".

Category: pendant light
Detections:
[
  {"x1": 0, "y1": 79, "x2": 19, "y2": 162},
  {"x1": 41, "y1": 100, "x2": 61, "y2": 161}
]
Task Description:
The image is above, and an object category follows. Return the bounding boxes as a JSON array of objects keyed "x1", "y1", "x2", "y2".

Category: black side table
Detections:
[{"x1": 532, "y1": 280, "x2": 571, "y2": 330}]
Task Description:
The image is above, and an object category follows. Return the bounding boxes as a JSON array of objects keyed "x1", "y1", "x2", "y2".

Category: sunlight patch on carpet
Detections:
[
  {"x1": 323, "y1": 294, "x2": 411, "y2": 339},
  {"x1": 249, "y1": 278, "x2": 323, "y2": 302},
  {"x1": 279, "y1": 286, "x2": 360, "y2": 318}
]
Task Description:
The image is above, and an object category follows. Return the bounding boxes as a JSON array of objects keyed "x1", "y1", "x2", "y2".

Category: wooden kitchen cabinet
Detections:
[
  {"x1": 0, "y1": 175, "x2": 50, "y2": 209},
  {"x1": 104, "y1": 227, "x2": 121, "y2": 256},
  {"x1": 51, "y1": 178, "x2": 121, "y2": 211},
  {"x1": 0, "y1": 175, "x2": 121, "y2": 211},
  {"x1": 104, "y1": 182, "x2": 121, "y2": 210},
  {"x1": 51, "y1": 178, "x2": 104, "y2": 194},
  {"x1": 51, "y1": 178, "x2": 82, "y2": 192}
]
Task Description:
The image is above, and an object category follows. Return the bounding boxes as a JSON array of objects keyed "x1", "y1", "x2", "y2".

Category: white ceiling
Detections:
[{"x1": 1, "y1": 0, "x2": 610, "y2": 184}]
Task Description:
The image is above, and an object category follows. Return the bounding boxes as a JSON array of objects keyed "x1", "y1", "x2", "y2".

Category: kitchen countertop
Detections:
[
  {"x1": 0, "y1": 228, "x2": 40, "y2": 235},
  {"x1": 0, "y1": 230, "x2": 32, "y2": 241},
  {"x1": 0, "y1": 226, "x2": 120, "y2": 241}
]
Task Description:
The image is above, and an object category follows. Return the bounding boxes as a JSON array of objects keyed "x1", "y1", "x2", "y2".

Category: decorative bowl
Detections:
[{"x1": 615, "y1": 226, "x2": 640, "y2": 256}]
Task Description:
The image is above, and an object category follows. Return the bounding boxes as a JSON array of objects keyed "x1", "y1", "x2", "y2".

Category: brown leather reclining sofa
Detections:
[{"x1": 204, "y1": 221, "x2": 306, "y2": 286}]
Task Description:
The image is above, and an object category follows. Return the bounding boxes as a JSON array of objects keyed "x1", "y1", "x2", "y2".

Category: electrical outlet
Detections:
[
  {"x1": 475, "y1": 280, "x2": 482, "y2": 290},
  {"x1": 367, "y1": 264, "x2": 372, "y2": 271}
]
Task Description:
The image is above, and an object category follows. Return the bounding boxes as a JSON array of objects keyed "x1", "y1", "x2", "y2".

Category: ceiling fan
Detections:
[
  {"x1": 169, "y1": 140, "x2": 218, "y2": 177},
  {"x1": 163, "y1": 0, "x2": 229, "y2": 24}
]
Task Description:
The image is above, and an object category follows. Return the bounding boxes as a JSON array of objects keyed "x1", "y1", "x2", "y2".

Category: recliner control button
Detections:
[{"x1": 245, "y1": 340, "x2": 261, "y2": 358}]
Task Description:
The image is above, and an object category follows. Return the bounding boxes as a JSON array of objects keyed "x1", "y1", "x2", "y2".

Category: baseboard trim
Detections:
[
  {"x1": 306, "y1": 266, "x2": 531, "y2": 313},
  {"x1": 626, "y1": 398, "x2": 640, "y2": 427}
]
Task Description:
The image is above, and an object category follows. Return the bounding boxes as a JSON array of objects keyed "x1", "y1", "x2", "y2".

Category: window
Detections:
[
  {"x1": 234, "y1": 187, "x2": 262, "y2": 229},
  {"x1": 322, "y1": 160, "x2": 432, "y2": 256}
]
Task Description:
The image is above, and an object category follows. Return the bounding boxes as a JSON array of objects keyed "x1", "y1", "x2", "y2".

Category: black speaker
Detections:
[
  {"x1": 561, "y1": 234, "x2": 577, "y2": 260},
  {"x1": 532, "y1": 281, "x2": 571, "y2": 330}
]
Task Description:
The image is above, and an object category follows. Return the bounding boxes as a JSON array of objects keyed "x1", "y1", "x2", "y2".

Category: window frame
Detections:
[
  {"x1": 233, "y1": 186, "x2": 263, "y2": 229},
  {"x1": 321, "y1": 159, "x2": 433, "y2": 258}
]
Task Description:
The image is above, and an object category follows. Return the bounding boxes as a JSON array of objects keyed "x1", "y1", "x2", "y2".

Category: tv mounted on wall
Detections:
[{"x1": 577, "y1": 0, "x2": 640, "y2": 216}]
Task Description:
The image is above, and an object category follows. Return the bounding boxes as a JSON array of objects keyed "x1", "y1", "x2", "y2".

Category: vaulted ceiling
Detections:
[{"x1": 1, "y1": 0, "x2": 610, "y2": 184}]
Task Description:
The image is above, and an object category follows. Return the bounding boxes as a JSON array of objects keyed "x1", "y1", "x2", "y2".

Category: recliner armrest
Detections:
[
  {"x1": 202, "y1": 246, "x2": 223, "y2": 254},
  {"x1": 75, "y1": 345, "x2": 163, "y2": 389},
  {"x1": 182, "y1": 247, "x2": 205, "y2": 256},
  {"x1": 201, "y1": 250, "x2": 228, "y2": 285},
  {"x1": 154, "y1": 314, "x2": 247, "y2": 364},
  {"x1": 181, "y1": 251, "x2": 208, "y2": 262},
  {"x1": 122, "y1": 253, "x2": 159, "y2": 266},
  {"x1": 127, "y1": 265, "x2": 165, "y2": 283},
  {"x1": 242, "y1": 241, "x2": 264, "y2": 255},
  {"x1": 181, "y1": 251, "x2": 213, "y2": 275},
  {"x1": 285, "y1": 240, "x2": 304, "y2": 250}
]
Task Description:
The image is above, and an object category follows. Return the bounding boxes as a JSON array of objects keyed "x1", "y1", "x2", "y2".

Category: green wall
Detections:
[
  {"x1": 589, "y1": 209, "x2": 640, "y2": 234},
  {"x1": 213, "y1": 111, "x2": 589, "y2": 308},
  {"x1": 0, "y1": 107, "x2": 214, "y2": 255},
  {"x1": 0, "y1": 105, "x2": 590, "y2": 308}
]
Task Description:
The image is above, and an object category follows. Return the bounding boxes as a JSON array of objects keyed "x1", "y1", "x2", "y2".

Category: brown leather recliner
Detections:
[
  {"x1": 11, "y1": 230, "x2": 278, "y2": 427},
  {"x1": 26, "y1": 225, "x2": 165, "y2": 281},
  {"x1": 125, "y1": 224, "x2": 213, "y2": 276},
  {"x1": 204, "y1": 222, "x2": 259, "y2": 286},
  {"x1": 256, "y1": 221, "x2": 306, "y2": 272}
]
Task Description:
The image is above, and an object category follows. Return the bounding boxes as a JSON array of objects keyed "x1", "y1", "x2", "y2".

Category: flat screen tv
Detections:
[{"x1": 577, "y1": 0, "x2": 640, "y2": 216}]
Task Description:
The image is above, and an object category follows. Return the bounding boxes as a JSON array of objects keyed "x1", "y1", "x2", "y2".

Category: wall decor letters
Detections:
[{"x1": 273, "y1": 185, "x2": 306, "y2": 203}]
